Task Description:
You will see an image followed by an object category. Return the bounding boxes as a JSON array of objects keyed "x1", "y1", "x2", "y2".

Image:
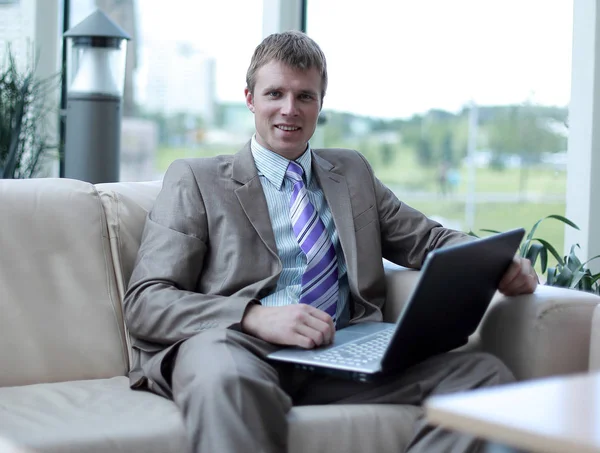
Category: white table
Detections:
[{"x1": 426, "y1": 372, "x2": 600, "y2": 453}]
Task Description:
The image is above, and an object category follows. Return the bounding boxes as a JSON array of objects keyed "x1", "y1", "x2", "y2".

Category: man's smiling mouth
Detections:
[{"x1": 276, "y1": 125, "x2": 300, "y2": 131}]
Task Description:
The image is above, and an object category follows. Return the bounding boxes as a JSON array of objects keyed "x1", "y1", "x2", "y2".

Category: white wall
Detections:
[
  {"x1": 566, "y1": 0, "x2": 600, "y2": 272},
  {"x1": 262, "y1": 0, "x2": 303, "y2": 37}
]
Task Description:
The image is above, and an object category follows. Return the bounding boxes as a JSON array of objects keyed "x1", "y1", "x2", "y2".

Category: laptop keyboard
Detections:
[{"x1": 310, "y1": 328, "x2": 395, "y2": 367}]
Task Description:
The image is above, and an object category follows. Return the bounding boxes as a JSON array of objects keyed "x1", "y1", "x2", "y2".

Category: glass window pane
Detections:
[
  {"x1": 71, "y1": 0, "x2": 262, "y2": 181},
  {"x1": 306, "y1": 0, "x2": 572, "y2": 272},
  {"x1": 0, "y1": 0, "x2": 35, "y2": 68}
]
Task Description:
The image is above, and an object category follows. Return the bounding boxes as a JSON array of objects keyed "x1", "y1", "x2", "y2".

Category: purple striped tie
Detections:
[{"x1": 286, "y1": 161, "x2": 339, "y2": 320}]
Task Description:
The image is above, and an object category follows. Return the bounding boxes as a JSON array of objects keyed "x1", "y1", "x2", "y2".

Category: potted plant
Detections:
[
  {"x1": 474, "y1": 215, "x2": 600, "y2": 295},
  {"x1": 0, "y1": 44, "x2": 61, "y2": 179}
]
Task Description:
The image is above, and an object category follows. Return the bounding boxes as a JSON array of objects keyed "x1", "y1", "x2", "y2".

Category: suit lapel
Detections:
[
  {"x1": 312, "y1": 152, "x2": 357, "y2": 284},
  {"x1": 232, "y1": 143, "x2": 279, "y2": 259},
  {"x1": 231, "y1": 145, "x2": 357, "y2": 286}
]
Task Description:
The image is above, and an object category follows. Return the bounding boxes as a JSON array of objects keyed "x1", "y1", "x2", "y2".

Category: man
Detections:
[{"x1": 124, "y1": 31, "x2": 537, "y2": 453}]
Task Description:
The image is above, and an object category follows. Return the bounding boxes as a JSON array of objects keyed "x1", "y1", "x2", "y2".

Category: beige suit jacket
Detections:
[{"x1": 123, "y1": 142, "x2": 469, "y2": 394}]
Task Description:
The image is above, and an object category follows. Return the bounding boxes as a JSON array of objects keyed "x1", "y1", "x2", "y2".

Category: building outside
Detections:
[
  {"x1": 141, "y1": 40, "x2": 216, "y2": 126},
  {"x1": 0, "y1": 0, "x2": 35, "y2": 70}
]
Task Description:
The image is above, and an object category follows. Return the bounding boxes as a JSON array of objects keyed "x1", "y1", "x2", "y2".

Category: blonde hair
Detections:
[{"x1": 246, "y1": 31, "x2": 328, "y2": 102}]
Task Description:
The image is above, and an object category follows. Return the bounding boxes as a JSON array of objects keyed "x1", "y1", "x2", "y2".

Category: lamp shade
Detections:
[{"x1": 64, "y1": 9, "x2": 131, "y2": 97}]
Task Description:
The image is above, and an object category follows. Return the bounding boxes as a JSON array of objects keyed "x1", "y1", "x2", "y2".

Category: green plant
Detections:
[
  {"x1": 0, "y1": 44, "x2": 60, "y2": 178},
  {"x1": 474, "y1": 214, "x2": 600, "y2": 295},
  {"x1": 546, "y1": 244, "x2": 600, "y2": 295}
]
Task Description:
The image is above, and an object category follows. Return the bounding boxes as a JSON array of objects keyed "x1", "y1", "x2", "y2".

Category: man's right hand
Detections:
[{"x1": 241, "y1": 304, "x2": 335, "y2": 349}]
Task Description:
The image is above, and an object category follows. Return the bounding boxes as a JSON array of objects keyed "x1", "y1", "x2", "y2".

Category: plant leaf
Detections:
[
  {"x1": 546, "y1": 266, "x2": 556, "y2": 286},
  {"x1": 580, "y1": 254, "x2": 600, "y2": 270},
  {"x1": 578, "y1": 273, "x2": 593, "y2": 291},
  {"x1": 480, "y1": 229, "x2": 502, "y2": 234},
  {"x1": 525, "y1": 243, "x2": 543, "y2": 268},
  {"x1": 555, "y1": 265, "x2": 574, "y2": 287},
  {"x1": 567, "y1": 244, "x2": 582, "y2": 271},
  {"x1": 570, "y1": 270, "x2": 587, "y2": 289},
  {"x1": 544, "y1": 214, "x2": 580, "y2": 230},
  {"x1": 533, "y1": 238, "x2": 564, "y2": 266},
  {"x1": 540, "y1": 247, "x2": 548, "y2": 273},
  {"x1": 526, "y1": 218, "x2": 544, "y2": 243}
]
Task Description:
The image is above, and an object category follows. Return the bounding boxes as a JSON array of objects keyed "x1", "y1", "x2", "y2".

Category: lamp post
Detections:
[{"x1": 63, "y1": 9, "x2": 131, "y2": 184}]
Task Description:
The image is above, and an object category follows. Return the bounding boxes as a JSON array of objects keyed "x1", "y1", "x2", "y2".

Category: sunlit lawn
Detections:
[
  {"x1": 156, "y1": 145, "x2": 571, "y2": 275},
  {"x1": 155, "y1": 146, "x2": 240, "y2": 173},
  {"x1": 371, "y1": 147, "x2": 566, "y2": 196},
  {"x1": 403, "y1": 199, "x2": 567, "y2": 274}
]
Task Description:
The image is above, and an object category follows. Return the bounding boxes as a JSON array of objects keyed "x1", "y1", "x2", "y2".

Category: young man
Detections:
[{"x1": 124, "y1": 31, "x2": 537, "y2": 453}]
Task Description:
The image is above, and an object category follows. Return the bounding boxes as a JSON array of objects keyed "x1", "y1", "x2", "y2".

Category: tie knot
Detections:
[{"x1": 286, "y1": 161, "x2": 304, "y2": 183}]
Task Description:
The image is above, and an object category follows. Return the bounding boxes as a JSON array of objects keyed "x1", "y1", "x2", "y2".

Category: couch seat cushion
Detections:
[
  {"x1": 0, "y1": 377, "x2": 188, "y2": 453},
  {"x1": 0, "y1": 376, "x2": 421, "y2": 453}
]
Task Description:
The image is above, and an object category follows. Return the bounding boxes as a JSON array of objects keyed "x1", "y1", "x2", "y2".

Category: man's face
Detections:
[{"x1": 245, "y1": 60, "x2": 322, "y2": 160}]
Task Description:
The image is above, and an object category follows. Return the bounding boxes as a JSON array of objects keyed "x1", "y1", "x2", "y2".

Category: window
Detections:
[
  {"x1": 0, "y1": 0, "x2": 34, "y2": 69},
  {"x1": 71, "y1": 0, "x2": 263, "y2": 181},
  {"x1": 306, "y1": 0, "x2": 572, "y2": 268}
]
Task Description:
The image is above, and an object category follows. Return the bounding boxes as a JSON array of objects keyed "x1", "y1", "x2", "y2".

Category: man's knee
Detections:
[
  {"x1": 172, "y1": 330, "x2": 286, "y2": 404},
  {"x1": 464, "y1": 352, "x2": 515, "y2": 385}
]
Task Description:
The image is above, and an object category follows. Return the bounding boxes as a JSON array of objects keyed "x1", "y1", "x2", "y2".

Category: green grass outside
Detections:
[
  {"x1": 368, "y1": 146, "x2": 566, "y2": 195},
  {"x1": 402, "y1": 199, "x2": 567, "y2": 274},
  {"x1": 156, "y1": 145, "x2": 242, "y2": 173}
]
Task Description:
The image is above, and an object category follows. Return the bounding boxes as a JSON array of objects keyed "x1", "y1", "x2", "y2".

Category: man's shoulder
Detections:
[
  {"x1": 165, "y1": 154, "x2": 235, "y2": 180},
  {"x1": 176, "y1": 154, "x2": 234, "y2": 171},
  {"x1": 312, "y1": 147, "x2": 369, "y2": 168}
]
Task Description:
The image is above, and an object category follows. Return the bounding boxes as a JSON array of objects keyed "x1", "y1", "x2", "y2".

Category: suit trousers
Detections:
[{"x1": 166, "y1": 328, "x2": 515, "y2": 453}]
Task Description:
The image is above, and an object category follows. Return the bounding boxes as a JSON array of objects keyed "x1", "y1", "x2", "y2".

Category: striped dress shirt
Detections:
[{"x1": 251, "y1": 136, "x2": 350, "y2": 327}]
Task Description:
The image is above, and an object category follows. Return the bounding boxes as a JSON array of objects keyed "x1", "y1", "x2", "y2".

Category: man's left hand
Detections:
[{"x1": 498, "y1": 256, "x2": 538, "y2": 296}]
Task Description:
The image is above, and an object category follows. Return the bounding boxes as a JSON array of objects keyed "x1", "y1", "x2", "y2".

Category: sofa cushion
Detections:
[
  {"x1": 0, "y1": 179, "x2": 128, "y2": 387},
  {"x1": 0, "y1": 377, "x2": 188, "y2": 453},
  {"x1": 0, "y1": 376, "x2": 420, "y2": 453}
]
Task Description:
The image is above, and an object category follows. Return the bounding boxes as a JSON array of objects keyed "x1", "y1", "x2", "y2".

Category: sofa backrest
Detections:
[
  {"x1": 95, "y1": 181, "x2": 162, "y2": 357},
  {"x1": 95, "y1": 181, "x2": 162, "y2": 298},
  {"x1": 0, "y1": 179, "x2": 129, "y2": 387}
]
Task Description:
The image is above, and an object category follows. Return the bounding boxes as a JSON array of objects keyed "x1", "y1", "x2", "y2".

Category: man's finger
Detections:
[
  {"x1": 305, "y1": 305, "x2": 334, "y2": 323},
  {"x1": 501, "y1": 272, "x2": 537, "y2": 296},
  {"x1": 291, "y1": 331, "x2": 316, "y2": 349},
  {"x1": 301, "y1": 311, "x2": 334, "y2": 344},
  {"x1": 499, "y1": 258, "x2": 523, "y2": 290},
  {"x1": 295, "y1": 323, "x2": 326, "y2": 348},
  {"x1": 304, "y1": 306, "x2": 335, "y2": 341}
]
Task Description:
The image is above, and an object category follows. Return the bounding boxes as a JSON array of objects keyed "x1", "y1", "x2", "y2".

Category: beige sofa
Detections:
[{"x1": 1, "y1": 177, "x2": 599, "y2": 453}]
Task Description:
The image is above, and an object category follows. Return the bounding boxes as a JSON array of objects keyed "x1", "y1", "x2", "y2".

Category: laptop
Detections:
[{"x1": 267, "y1": 228, "x2": 525, "y2": 382}]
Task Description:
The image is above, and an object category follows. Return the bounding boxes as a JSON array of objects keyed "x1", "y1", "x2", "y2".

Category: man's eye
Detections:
[
  {"x1": 267, "y1": 91, "x2": 280, "y2": 97},
  {"x1": 300, "y1": 94, "x2": 314, "y2": 100}
]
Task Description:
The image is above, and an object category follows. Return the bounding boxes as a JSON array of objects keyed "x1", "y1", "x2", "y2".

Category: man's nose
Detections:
[{"x1": 281, "y1": 95, "x2": 299, "y2": 116}]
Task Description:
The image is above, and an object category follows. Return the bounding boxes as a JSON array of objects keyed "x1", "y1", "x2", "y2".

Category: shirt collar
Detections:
[{"x1": 250, "y1": 135, "x2": 313, "y2": 190}]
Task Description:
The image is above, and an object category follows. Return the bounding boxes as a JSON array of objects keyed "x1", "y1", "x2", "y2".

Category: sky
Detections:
[
  {"x1": 75, "y1": 0, "x2": 573, "y2": 119},
  {"x1": 307, "y1": 0, "x2": 573, "y2": 117}
]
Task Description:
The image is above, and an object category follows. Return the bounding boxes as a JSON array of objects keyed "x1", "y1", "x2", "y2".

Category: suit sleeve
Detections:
[
  {"x1": 123, "y1": 159, "x2": 256, "y2": 346},
  {"x1": 356, "y1": 153, "x2": 473, "y2": 268}
]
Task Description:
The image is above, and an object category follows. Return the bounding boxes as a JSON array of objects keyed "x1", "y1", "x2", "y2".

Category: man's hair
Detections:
[{"x1": 246, "y1": 31, "x2": 328, "y2": 101}]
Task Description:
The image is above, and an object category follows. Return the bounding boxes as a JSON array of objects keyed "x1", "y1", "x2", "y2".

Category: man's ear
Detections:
[{"x1": 244, "y1": 88, "x2": 255, "y2": 113}]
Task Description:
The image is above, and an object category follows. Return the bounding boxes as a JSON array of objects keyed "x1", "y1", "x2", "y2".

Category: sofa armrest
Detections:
[
  {"x1": 480, "y1": 285, "x2": 600, "y2": 381},
  {"x1": 383, "y1": 267, "x2": 421, "y2": 323},
  {"x1": 589, "y1": 304, "x2": 600, "y2": 371}
]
